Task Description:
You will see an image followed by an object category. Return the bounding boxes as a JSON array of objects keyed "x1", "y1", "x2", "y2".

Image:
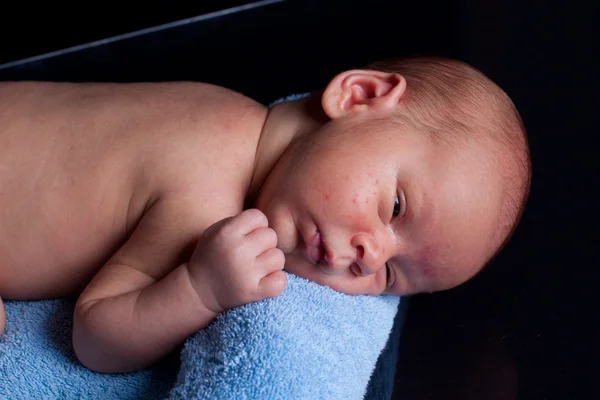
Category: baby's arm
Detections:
[{"x1": 73, "y1": 195, "x2": 287, "y2": 373}]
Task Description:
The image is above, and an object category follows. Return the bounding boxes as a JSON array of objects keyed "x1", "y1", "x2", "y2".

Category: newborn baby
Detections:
[{"x1": 0, "y1": 56, "x2": 530, "y2": 373}]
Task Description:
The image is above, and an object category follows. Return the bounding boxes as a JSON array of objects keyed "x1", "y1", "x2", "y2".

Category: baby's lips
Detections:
[{"x1": 306, "y1": 231, "x2": 323, "y2": 264}]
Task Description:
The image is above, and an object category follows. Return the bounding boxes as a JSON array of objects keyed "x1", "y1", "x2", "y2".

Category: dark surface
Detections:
[
  {"x1": 393, "y1": 1, "x2": 599, "y2": 399},
  {"x1": 0, "y1": 0, "x2": 457, "y2": 104},
  {"x1": 0, "y1": 1, "x2": 257, "y2": 65},
  {"x1": 1, "y1": 0, "x2": 598, "y2": 399}
]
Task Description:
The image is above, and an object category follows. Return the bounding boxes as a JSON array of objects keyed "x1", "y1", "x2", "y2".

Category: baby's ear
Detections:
[{"x1": 321, "y1": 70, "x2": 407, "y2": 119}]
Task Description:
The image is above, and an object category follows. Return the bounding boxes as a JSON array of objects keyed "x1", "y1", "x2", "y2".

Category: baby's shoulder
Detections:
[
  {"x1": 188, "y1": 82, "x2": 268, "y2": 152},
  {"x1": 156, "y1": 81, "x2": 267, "y2": 150},
  {"x1": 142, "y1": 83, "x2": 267, "y2": 206},
  {"x1": 173, "y1": 81, "x2": 266, "y2": 119}
]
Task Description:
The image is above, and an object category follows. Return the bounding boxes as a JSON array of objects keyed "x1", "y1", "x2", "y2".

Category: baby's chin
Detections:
[
  {"x1": 260, "y1": 206, "x2": 299, "y2": 254},
  {"x1": 283, "y1": 255, "x2": 328, "y2": 286},
  {"x1": 282, "y1": 251, "x2": 312, "y2": 274}
]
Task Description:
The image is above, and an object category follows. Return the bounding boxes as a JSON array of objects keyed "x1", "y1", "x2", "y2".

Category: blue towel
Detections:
[
  {"x1": 0, "y1": 299, "x2": 177, "y2": 399},
  {"x1": 0, "y1": 274, "x2": 399, "y2": 399},
  {"x1": 168, "y1": 273, "x2": 400, "y2": 399},
  {"x1": 1, "y1": 92, "x2": 402, "y2": 399}
]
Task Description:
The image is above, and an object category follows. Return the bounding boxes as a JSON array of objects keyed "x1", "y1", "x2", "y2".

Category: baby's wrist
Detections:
[{"x1": 182, "y1": 262, "x2": 224, "y2": 316}]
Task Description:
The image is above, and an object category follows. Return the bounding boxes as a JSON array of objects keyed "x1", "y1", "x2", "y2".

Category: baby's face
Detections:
[{"x1": 255, "y1": 114, "x2": 501, "y2": 296}]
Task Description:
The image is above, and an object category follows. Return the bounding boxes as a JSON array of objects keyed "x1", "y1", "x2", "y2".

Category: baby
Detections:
[{"x1": 0, "y1": 56, "x2": 530, "y2": 373}]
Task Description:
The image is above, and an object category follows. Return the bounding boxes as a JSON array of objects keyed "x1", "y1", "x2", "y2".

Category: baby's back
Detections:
[{"x1": 0, "y1": 81, "x2": 265, "y2": 300}]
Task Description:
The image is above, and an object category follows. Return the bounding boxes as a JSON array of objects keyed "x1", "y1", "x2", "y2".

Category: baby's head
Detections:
[{"x1": 255, "y1": 56, "x2": 531, "y2": 296}]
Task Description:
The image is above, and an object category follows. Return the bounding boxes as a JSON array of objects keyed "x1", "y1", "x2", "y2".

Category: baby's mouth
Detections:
[{"x1": 306, "y1": 230, "x2": 325, "y2": 264}]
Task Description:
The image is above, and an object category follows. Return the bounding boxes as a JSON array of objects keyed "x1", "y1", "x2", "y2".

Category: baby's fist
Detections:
[{"x1": 188, "y1": 209, "x2": 287, "y2": 313}]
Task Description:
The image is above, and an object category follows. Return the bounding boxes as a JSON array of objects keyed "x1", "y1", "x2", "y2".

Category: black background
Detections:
[{"x1": 1, "y1": 1, "x2": 598, "y2": 399}]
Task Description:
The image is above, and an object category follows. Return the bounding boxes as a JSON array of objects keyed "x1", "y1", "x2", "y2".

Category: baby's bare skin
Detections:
[
  {"x1": 0, "y1": 81, "x2": 260, "y2": 298},
  {"x1": 0, "y1": 81, "x2": 287, "y2": 371},
  {"x1": 0, "y1": 58, "x2": 524, "y2": 375}
]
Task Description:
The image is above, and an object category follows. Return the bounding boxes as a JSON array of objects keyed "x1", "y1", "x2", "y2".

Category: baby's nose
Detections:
[{"x1": 350, "y1": 233, "x2": 385, "y2": 276}]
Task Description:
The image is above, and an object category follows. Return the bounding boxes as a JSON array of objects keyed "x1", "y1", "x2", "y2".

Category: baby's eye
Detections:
[
  {"x1": 385, "y1": 262, "x2": 393, "y2": 288},
  {"x1": 392, "y1": 195, "x2": 400, "y2": 217},
  {"x1": 392, "y1": 192, "x2": 406, "y2": 218}
]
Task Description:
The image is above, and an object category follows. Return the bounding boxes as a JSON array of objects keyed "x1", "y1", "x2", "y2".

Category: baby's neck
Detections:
[{"x1": 246, "y1": 93, "x2": 328, "y2": 207}]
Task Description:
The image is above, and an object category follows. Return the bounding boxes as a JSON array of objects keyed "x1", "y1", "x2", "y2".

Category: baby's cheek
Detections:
[
  {"x1": 347, "y1": 189, "x2": 377, "y2": 224},
  {"x1": 414, "y1": 245, "x2": 437, "y2": 267},
  {"x1": 420, "y1": 265, "x2": 436, "y2": 279},
  {"x1": 413, "y1": 245, "x2": 450, "y2": 283},
  {"x1": 415, "y1": 245, "x2": 479, "y2": 291}
]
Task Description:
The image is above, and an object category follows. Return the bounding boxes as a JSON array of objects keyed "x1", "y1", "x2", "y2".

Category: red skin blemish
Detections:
[
  {"x1": 421, "y1": 265, "x2": 435, "y2": 278},
  {"x1": 415, "y1": 245, "x2": 435, "y2": 266},
  {"x1": 323, "y1": 193, "x2": 330, "y2": 200}
]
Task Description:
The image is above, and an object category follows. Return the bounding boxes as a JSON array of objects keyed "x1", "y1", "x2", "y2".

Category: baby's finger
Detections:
[
  {"x1": 228, "y1": 208, "x2": 269, "y2": 236},
  {"x1": 246, "y1": 227, "x2": 278, "y2": 256},
  {"x1": 254, "y1": 247, "x2": 285, "y2": 274},
  {"x1": 233, "y1": 208, "x2": 269, "y2": 235},
  {"x1": 258, "y1": 270, "x2": 288, "y2": 299}
]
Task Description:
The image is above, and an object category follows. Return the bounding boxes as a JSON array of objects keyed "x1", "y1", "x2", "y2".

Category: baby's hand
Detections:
[{"x1": 187, "y1": 209, "x2": 287, "y2": 314}]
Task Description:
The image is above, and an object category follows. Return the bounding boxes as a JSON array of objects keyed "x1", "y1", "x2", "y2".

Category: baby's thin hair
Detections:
[{"x1": 365, "y1": 56, "x2": 531, "y2": 254}]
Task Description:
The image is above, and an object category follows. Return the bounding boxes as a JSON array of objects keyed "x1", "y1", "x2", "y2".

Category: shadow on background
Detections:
[{"x1": 0, "y1": 1, "x2": 258, "y2": 65}]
